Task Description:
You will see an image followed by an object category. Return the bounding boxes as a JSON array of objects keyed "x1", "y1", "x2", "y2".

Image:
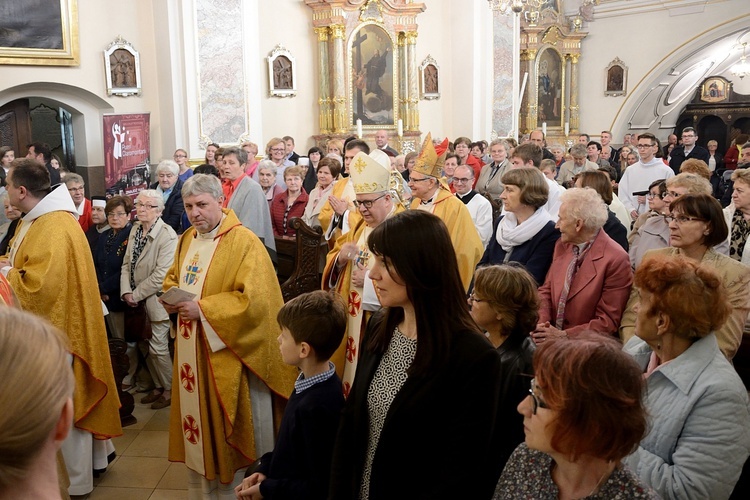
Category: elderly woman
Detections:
[
  {"x1": 624, "y1": 255, "x2": 750, "y2": 499},
  {"x1": 94, "y1": 196, "x2": 133, "y2": 366},
  {"x1": 575, "y1": 170, "x2": 628, "y2": 251},
  {"x1": 493, "y1": 333, "x2": 656, "y2": 499},
  {"x1": 258, "y1": 159, "x2": 283, "y2": 209},
  {"x1": 271, "y1": 166, "x2": 309, "y2": 239},
  {"x1": 0, "y1": 309, "x2": 76, "y2": 500},
  {"x1": 241, "y1": 141, "x2": 260, "y2": 180},
  {"x1": 620, "y1": 194, "x2": 750, "y2": 360},
  {"x1": 0, "y1": 192, "x2": 21, "y2": 255},
  {"x1": 121, "y1": 189, "x2": 178, "y2": 409},
  {"x1": 534, "y1": 187, "x2": 632, "y2": 342},
  {"x1": 174, "y1": 148, "x2": 193, "y2": 182},
  {"x1": 303, "y1": 156, "x2": 340, "y2": 229},
  {"x1": 629, "y1": 173, "x2": 718, "y2": 269},
  {"x1": 266, "y1": 137, "x2": 293, "y2": 189},
  {"x1": 706, "y1": 139, "x2": 724, "y2": 173},
  {"x1": 477, "y1": 168, "x2": 560, "y2": 285},
  {"x1": 726, "y1": 168, "x2": 750, "y2": 265},
  {"x1": 149, "y1": 159, "x2": 184, "y2": 233},
  {"x1": 329, "y1": 211, "x2": 507, "y2": 499},
  {"x1": 470, "y1": 264, "x2": 537, "y2": 467},
  {"x1": 476, "y1": 139, "x2": 511, "y2": 202}
]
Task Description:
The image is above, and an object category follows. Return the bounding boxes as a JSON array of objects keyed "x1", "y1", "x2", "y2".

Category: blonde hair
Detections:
[
  {"x1": 666, "y1": 172, "x2": 712, "y2": 195},
  {"x1": 679, "y1": 159, "x2": 711, "y2": 181},
  {"x1": 0, "y1": 309, "x2": 74, "y2": 489}
]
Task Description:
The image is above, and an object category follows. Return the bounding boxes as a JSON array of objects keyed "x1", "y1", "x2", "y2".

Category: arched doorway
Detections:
[{"x1": 698, "y1": 115, "x2": 728, "y2": 152}]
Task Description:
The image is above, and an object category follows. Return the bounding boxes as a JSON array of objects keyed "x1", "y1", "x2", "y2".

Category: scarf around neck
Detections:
[{"x1": 496, "y1": 206, "x2": 553, "y2": 252}]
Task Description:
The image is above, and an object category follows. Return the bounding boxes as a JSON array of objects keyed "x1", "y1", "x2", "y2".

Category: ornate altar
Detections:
[
  {"x1": 518, "y1": 3, "x2": 586, "y2": 146},
  {"x1": 305, "y1": 0, "x2": 425, "y2": 154}
]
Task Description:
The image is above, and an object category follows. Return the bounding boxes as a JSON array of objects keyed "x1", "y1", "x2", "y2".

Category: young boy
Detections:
[{"x1": 235, "y1": 290, "x2": 346, "y2": 500}]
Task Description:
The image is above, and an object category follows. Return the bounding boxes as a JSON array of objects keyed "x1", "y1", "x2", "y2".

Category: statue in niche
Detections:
[
  {"x1": 110, "y1": 49, "x2": 135, "y2": 88},
  {"x1": 273, "y1": 55, "x2": 293, "y2": 89},
  {"x1": 424, "y1": 64, "x2": 438, "y2": 94}
]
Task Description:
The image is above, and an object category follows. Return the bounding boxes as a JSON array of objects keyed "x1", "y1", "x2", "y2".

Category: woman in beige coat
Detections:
[{"x1": 121, "y1": 189, "x2": 178, "y2": 410}]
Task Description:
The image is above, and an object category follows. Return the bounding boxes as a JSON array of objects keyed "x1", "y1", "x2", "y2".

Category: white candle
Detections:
[
  {"x1": 542, "y1": 122, "x2": 547, "y2": 136},
  {"x1": 564, "y1": 122, "x2": 569, "y2": 136},
  {"x1": 397, "y1": 119, "x2": 403, "y2": 137},
  {"x1": 356, "y1": 119, "x2": 362, "y2": 138}
]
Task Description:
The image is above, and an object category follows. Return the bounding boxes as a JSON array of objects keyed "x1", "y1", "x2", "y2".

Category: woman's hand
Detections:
[{"x1": 532, "y1": 322, "x2": 567, "y2": 344}]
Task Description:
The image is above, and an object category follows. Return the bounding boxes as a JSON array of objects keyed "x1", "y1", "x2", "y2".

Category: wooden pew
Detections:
[{"x1": 275, "y1": 218, "x2": 327, "y2": 302}]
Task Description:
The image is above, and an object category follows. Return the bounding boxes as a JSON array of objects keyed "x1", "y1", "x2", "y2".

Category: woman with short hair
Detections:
[
  {"x1": 493, "y1": 332, "x2": 656, "y2": 499},
  {"x1": 401, "y1": 151, "x2": 418, "y2": 182},
  {"x1": 477, "y1": 168, "x2": 560, "y2": 285},
  {"x1": 150, "y1": 159, "x2": 184, "y2": 233},
  {"x1": 303, "y1": 157, "x2": 341, "y2": 229},
  {"x1": 258, "y1": 160, "x2": 283, "y2": 209},
  {"x1": 624, "y1": 254, "x2": 750, "y2": 499},
  {"x1": 271, "y1": 166, "x2": 309, "y2": 239},
  {"x1": 575, "y1": 171, "x2": 628, "y2": 251},
  {"x1": 121, "y1": 189, "x2": 178, "y2": 409},
  {"x1": 476, "y1": 139, "x2": 511, "y2": 202},
  {"x1": 266, "y1": 137, "x2": 293, "y2": 189}
]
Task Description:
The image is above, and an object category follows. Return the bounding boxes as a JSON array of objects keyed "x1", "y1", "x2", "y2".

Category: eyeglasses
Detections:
[
  {"x1": 647, "y1": 192, "x2": 666, "y2": 200},
  {"x1": 135, "y1": 202, "x2": 159, "y2": 210},
  {"x1": 467, "y1": 294, "x2": 487, "y2": 304},
  {"x1": 663, "y1": 214, "x2": 707, "y2": 225},
  {"x1": 353, "y1": 193, "x2": 387, "y2": 209},
  {"x1": 409, "y1": 176, "x2": 432, "y2": 183},
  {"x1": 453, "y1": 177, "x2": 473, "y2": 184},
  {"x1": 636, "y1": 143, "x2": 656, "y2": 149},
  {"x1": 529, "y1": 378, "x2": 549, "y2": 415},
  {"x1": 107, "y1": 212, "x2": 128, "y2": 218},
  {"x1": 270, "y1": 147, "x2": 286, "y2": 153},
  {"x1": 663, "y1": 190, "x2": 682, "y2": 199},
  {"x1": 173, "y1": 154, "x2": 187, "y2": 158},
  {"x1": 67, "y1": 186, "x2": 85, "y2": 192}
]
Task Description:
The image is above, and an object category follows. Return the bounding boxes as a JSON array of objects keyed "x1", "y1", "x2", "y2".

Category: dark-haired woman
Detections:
[
  {"x1": 493, "y1": 333, "x2": 657, "y2": 499},
  {"x1": 329, "y1": 210, "x2": 506, "y2": 500}
]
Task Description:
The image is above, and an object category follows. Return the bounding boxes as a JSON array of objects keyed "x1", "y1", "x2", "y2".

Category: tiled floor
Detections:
[{"x1": 72, "y1": 398, "x2": 188, "y2": 499}]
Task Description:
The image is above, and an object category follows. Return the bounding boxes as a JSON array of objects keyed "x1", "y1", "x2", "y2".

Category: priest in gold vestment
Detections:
[
  {"x1": 322, "y1": 150, "x2": 405, "y2": 396},
  {"x1": 1, "y1": 159, "x2": 121, "y2": 496},
  {"x1": 161, "y1": 174, "x2": 296, "y2": 498},
  {"x1": 408, "y1": 134, "x2": 484, "y2": 291}
]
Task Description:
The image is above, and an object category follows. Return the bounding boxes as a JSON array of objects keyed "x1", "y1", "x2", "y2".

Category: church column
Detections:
[
  {"x1": 314, "y1": 27, "x2": 332, "y2": 134},
  {"x1": 330, "y1": 24, "x2": 347, "y2": 134},
  {"x1": 569, "y1": 54, "x2": 580, "y2": 134},
  {"x1": 398, "y1": 32, "x2": 408, "y2": 130},
  {"x1": 521, "y1": 49, "x2": 537, "y2": 133},
  {"x1": 405, "y1": 31, "x2": 419, "y2": 132}
]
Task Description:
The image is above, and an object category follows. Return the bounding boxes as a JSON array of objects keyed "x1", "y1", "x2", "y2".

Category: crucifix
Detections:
[{"x1": 351, "y1": 29, "x2": 368, "y2": 123}]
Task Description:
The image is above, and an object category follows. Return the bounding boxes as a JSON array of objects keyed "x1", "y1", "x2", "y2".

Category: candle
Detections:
[
  {"x1": 564, "y1": 122, "x2": 569, "y2": 136},
  {"x1": 542, "y1": 122, "x2": 547, "y2": 136},
  {"x1": 397, "y1": 119, "x2": 403, "y2": 137},
  {"x1": 356, "y1": 119, "x2": 362, "y2": 138}
]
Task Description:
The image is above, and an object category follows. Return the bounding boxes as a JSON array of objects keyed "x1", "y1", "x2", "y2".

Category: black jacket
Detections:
[{"x1": 150, "y1": 179, "x2": 184, "y2": 233}]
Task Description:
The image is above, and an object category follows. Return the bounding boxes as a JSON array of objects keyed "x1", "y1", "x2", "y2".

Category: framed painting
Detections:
[
  {"x1": 700, "y1": 76, "x2": 730, "y2": 103},
  {"x1": 605, "y1": 57, "x2": 627, "y2": 97},
  {"x1": 104, "y1": 36, "x2": 142, "y2": 97},
  {"x1": 267, "y1": 44, "x2": 297, "y2": 98},
  {"x1": 536, "y1": 47, "x2": 563, "y2": 127},
  {"x1": 420, "y1": 55, "x2": 440, "y2": 100},
  {"x1": 0, "y1": 0, "x2": 79, "y2": 66},
  {"x1": 350, "y1": 22, "x2": 396, "y2": 126}
]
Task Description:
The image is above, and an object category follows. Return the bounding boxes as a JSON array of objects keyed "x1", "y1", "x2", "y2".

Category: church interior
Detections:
[{"x1": 2, "y1": 0, "x2": 750, "y2": 499}]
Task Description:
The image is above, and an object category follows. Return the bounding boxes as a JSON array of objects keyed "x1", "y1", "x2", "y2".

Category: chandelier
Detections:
[
  {"x1": 731, "y1": 43, "x2": 750, "y2": 80},
  {"x1": 487, "y1": 0, "x2": 544, "y2": 25}
]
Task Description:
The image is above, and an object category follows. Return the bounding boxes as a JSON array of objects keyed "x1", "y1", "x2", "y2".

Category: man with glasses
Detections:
[
  {"x1": 0, "y1": 158, "x2": 121, "y2": 496},
  {"x1": 617, "y1": 133, "x2": 674, "y2": 221},
  {"x1": 64, "y1": 172, "x2": 93, "y2": 232},
  {"x1": 408, "y1": 133, "x2": 483, "y2": 291},
  {"x1": 322, "y1": 150, "x2": 405, "y2": 391},
  {"x1": 453, "y1": 164, "x2": 493, "y2": 247},
  {"x1": 668, "y1": 127, "x2": 709, "y2": 174}
]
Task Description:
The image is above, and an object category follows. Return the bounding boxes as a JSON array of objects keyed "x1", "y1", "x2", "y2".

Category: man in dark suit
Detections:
[
  {"x1": 26, "y1": 142, "x2": 61, "y2": 185},
  {"x1": 283, "y1": 136, "x2": 300, "y2": 164},
  {"x1": 374, "y1": 129, "x2": 399, "y2": 155},
  {"x1": 668, "y1": 127, "x2": 709, "y2": 174}
]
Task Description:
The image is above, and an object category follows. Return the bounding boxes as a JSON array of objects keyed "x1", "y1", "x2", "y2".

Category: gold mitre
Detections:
[
  {"x1": 413, "y1": 133, "x2": 449, "y2": 178},
  {"x1": 350, "y1": 151, "x2": 391, "y2": 194}
]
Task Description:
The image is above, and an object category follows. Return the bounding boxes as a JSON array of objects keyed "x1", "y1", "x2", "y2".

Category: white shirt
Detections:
[
  {"x1": 618, "y1": 158, "x2": 674, "y2": 216},
  {"x1": 456, "y1": 191, "x2": 493, "y2": 248}
]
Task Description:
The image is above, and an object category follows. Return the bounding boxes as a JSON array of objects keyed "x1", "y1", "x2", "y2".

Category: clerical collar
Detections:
[
  {"x1": 456, "y1": 190, "x2": 478, "y2": 205},
  {"x1": 420, "y1": 187, "x2": 439, "y2": 205},
  {"x1": 196, "y1": 214, "x2": 227, "y2": 240}
]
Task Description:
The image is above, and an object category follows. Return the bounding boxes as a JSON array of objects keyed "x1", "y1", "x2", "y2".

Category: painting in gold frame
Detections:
[
  {"x1": 0, "y1": 0, "x2": 79, "y2": 66},
  {"x1": 700, "y1": 76, "x2": 730, "y2": 104}
]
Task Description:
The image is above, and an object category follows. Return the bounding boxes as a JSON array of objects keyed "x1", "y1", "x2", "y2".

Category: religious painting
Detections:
[
  {"x1": 350, "y1": 23, "x2": 395, "y2": 126},
  {"x1": 536, "y1": 47, "x2": 562, "y2": 127},
  {"x1": 700, "y1": 76, "x2": 730, "y2": 103},
  {"x1": 420, "y1": 55, "x2": 440, "y2": 100},
  {"x1": 605, "y1": 57, "x2": 627, "y2": 97},
  {"x1": 104, "y1": 36, "x2": 141, "y2": 97},
  {"x1": 0, "y1": 0, "x2": 79, "y2": 66},
  {"x1": 267, "y1": 44, "x2": 297, "y2": 98}
]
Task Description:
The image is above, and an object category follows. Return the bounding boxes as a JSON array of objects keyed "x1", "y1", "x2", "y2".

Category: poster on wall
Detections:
[{"x1": 102, "y1": 113, "x2": 151, "y2": 200}]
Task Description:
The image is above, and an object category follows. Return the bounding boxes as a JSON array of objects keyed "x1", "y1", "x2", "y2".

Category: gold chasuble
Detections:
[
  {"x1": 410, "y1": 188, "x2": 483, "y2": 292},
  {"x1": 164, "y1": 209, "x2": 297, "y2": 484},
  {"x1": 6, "y1": 200, "x2": 121, "y2": 438}
]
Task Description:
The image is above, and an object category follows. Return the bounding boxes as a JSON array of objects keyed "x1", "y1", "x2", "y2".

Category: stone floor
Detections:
[{"x1": 72, "y1": 398, "x2": 187, "y2": 500}]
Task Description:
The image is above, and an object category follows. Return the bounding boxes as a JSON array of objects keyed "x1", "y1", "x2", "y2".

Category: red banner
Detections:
[{"x1": 103, "y1": 113, "x2": 151, "y2": 199}]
